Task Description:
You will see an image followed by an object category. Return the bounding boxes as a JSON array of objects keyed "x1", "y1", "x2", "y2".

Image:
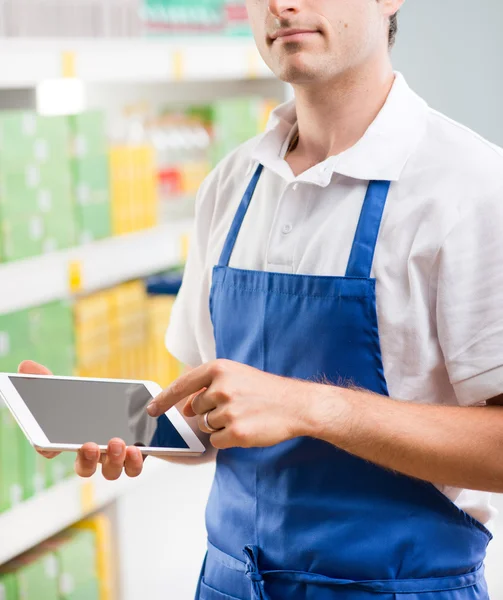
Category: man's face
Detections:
[{"x1": 246, "y1": 0, "x2": 394, "y2": 85}]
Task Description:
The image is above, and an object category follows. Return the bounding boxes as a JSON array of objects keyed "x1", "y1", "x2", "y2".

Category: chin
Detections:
[
  {"x1": 275, "y1": 64, "x2": 320, "y2": 84},
  {"x1": 268, "y1": 51, "x2": 321, "y2": 84}
]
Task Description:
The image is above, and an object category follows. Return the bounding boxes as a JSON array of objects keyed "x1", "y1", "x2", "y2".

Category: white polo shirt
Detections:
[{"x1": 166, "y1": 72, "x2": 503, "y2": 527}]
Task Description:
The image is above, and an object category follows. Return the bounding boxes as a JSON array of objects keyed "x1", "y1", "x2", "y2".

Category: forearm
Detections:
[{"x1": 302, "y1": 385, "x2": 503, "y2": 492}]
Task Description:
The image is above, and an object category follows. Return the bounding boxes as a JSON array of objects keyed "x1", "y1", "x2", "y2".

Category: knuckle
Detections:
[
  {"x1": 211, "y1": 359, "x2": 228, "y2": 378},
  {"x1": 216, "y1": 387, "x2": 233, "y2": 404},
  {"x1": 225, "y1": 405, "x2": 239, "y2": 422},
  {"x1": 204, "y1": 389, "x2": 217, "y2": 404},
  {"x1": 210, "y1": 435, "x2": 226, "y2": 450},
  {"x1": 230, "y1": 423, "x2": 248, "y2": 443}
]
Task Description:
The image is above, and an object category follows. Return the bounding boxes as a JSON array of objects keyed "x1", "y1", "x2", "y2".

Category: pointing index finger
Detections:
[{"x1": 147, "y1": 363, "x2": 213, "y2": 417}]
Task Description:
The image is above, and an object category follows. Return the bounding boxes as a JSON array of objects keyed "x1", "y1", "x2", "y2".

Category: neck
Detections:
[{"x1": 291, "y1": 57, "x2": 395, "y2": 165}]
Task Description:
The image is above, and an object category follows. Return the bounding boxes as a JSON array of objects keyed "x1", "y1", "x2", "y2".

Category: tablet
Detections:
[{"x1": 0, "y1": 373, "x2": 205, "y2": 457}]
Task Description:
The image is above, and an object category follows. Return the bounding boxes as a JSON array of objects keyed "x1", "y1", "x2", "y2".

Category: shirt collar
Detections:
[{"x1": 250, "y1": 72, "x2": 429, "y2": 184}]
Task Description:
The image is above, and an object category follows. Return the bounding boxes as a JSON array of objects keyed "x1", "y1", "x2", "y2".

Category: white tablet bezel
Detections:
[{"x1": 0, "y1": 373, "x2": 206, "y2": 457}]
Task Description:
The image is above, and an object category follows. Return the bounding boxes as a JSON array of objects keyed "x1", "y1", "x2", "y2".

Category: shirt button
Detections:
[
  {"x1": 282, "y1": 223, "x2": 293, "y2": 235},
  {"x1": 292, "y1": 183, "x2": 299, "y2": 191}
]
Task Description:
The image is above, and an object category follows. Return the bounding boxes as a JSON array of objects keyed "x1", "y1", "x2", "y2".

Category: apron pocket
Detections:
[{"x1": 198, "y1": 579, "x2": 246, "y2": 600}]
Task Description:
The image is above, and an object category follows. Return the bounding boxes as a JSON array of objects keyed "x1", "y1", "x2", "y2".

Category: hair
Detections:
[{"x1": 388, "y1": 12, "x2": 398, "y2": 48}]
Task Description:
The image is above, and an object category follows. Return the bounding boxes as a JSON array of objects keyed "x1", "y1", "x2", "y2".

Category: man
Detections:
[{"x1": 22, "y1": 0, "x2": 503, "y2": 598}]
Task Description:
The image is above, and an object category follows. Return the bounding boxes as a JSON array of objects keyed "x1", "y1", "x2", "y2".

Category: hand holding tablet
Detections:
[{"x1": 2, "y1": 361, "x2": 205, "y2": 480}]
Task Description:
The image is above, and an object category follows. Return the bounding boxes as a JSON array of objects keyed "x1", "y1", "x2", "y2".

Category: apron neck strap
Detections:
[
  {"x1": 345, "y1": 180, "x2": 391, "y2": 279},
  {"x1": 218, "y1": 164, "x2": 264, "y2": 267},
  {"x1": 218, "y1": 167, "x2": 390, "y2": 277}
]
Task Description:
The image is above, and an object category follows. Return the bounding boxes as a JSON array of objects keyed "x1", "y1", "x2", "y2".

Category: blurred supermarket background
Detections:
[{"x1": 0, "y1": 1, "x2": 502, "y2": 599}]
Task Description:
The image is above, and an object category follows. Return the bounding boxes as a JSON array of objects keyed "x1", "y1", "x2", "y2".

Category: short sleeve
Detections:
[
  {"x1": 165, "y1": 173, "x2": 218, "y2": 368},
  {"x1": 435, "y1": 186, "x2": 503, "y2": 406}
]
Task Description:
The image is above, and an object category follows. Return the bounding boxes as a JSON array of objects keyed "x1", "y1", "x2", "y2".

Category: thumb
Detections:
[{"x1": 18, "y1": 360, "x2": 53, "y2": 376}]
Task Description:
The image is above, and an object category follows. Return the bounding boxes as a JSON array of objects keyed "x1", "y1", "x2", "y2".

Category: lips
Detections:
[{"x1": 270, "y1": 28, "x2": 319, "y2": 41}]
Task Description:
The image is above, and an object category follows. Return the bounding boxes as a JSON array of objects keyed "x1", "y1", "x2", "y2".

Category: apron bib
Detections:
[{"x1": 196, "y1": 165, "x2": 492, "y2": 600}]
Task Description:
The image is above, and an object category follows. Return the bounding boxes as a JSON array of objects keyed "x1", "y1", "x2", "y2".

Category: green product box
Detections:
[
  {"x1": 68, "y1": 112, "x2": 107, "y2": 158},
  {"x1": 19, "y1": 434, "x2": 74, "y2": 498},
  {"x1": 0, "y1": 196, "x2": 75, "y2": 263},
  {"x1": 27, "y1": 343, "x2": 76, "y2": 378},
  {"x1": 28, "y1": 301, "x2": 74, "y2": 344},
  {"x1": 0, "y1": 572, "x2": 18, "y2": 600},
  {"x1": 56, "y1": 530, "x2": 97, "y2": 595},
  {"x1": 13, "y1": 550, "x2": 59, "y2": 600},
  {"x1": 31, "y1": 347, "x2": 75, "y2": 378},
  {"x1": 0, "y1": 175, "x2": 73, "y2": 222},
  {"x1": 0, "y1": 184, "x2": 40, "y2": 220},
  {"x1": 43, "y1": 208, "x2": 77, "y2": 253},
  {"x1": 37, "y1": 116, "x2": 71, "y2": 149},
  {"x1": 46, "y1": 452, "x2": 75, "y2": 487},
  {"x1": 0, "y1": 310, "x2": 30, "y2": 372},
  {"x1": 1, "y1": 215, "x2": 45, "y2": 262},
  {"x1": 64, "y1": 578, "x2": 100, "y2": 600},
  {"x1": 38, "y1": 531, "x2": 98, "y2": 600},
  {"x1": 0, "y1": 112, "x2": 69, "y2": 167},
  {"x1": 0, "y1": 162, "x2": 72, "y2": 191},
  {"x1": 38, "y1": 161, "x2": 72, "y2": 190},
  {"x1": 0, "y1": 165, "x2": 47, "y2": 196},
  {"x1": 27, "y1": 302, "x2": 76, "y2": 377},
  {"x1": 0, "y1": 300, "x2": 75, "y2": 379},
  {"x1": 0, "y1": 404, "x2": 23, "y2": 513},
  {"x1": 76, "y1": 202, "x2": 111, "y2": 244},
  {"x1": 18, "y1": 429, "x2": 46, "y2": 501},
  {"x1": 211, "y1": 97, "x2": 262, "y2": 163},
  {"x1": 71, "y1": 156, "x2": 111, "y2": 243},
  {"x1": 71, "y1": 156, "x2": 109, "y2": 191},
  {"x1": 0, "y1": 164, "x2": 72, "y2": 216}
]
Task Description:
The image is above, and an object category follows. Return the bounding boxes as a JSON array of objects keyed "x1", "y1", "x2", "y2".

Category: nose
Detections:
[{"x1": 268, "y1": 0, "x2": 300, "y2": 18}]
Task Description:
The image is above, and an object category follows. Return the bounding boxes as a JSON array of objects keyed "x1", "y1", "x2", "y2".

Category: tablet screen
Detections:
[{"x1": 9, "y1": 376, "x2": 189, "y2": 449}]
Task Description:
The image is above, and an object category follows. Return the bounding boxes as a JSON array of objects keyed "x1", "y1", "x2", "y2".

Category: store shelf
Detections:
[
  {"x1": 0, "y1": 220, "x2": 193, "y2": 315},
  {"x1": 0, "y1": 457, "x2": 166, "y2": 565},
  {"x1": 0, "y1": 38, "x2": 273, "y2": 88}
]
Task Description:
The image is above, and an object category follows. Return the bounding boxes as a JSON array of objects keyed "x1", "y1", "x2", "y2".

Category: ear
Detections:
[{"x1": 379, "y1": 0, "x2": 405, "y2": 19}]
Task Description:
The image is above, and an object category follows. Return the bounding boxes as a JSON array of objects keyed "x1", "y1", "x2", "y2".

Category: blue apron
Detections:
[{"x1": 195, "y1": 165, "x2": 492, "y2": 600}]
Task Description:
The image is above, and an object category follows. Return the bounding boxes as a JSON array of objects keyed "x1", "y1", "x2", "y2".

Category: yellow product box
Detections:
[
  {"x1": 110, "y1": 145, "x2": 158, "y2": 235},
  {"x1": 146, "y1": 295, "x2": 181, "y2": 388},
  {"x1": 143, "y1": 341, "x2": 156, "y2": 385},
  {"x1": 130, "y1": 148, "x2": 142, "y2": 231},
  {"x1": 109, "y1": 147, "x2": 131, "y2": 236},
  {"x1": 116, "y1": 280, "x2": 146, "y2": 309},
  {"x1": 74, "y1": 292, "x2": 113, "y2": 370},
  {"x1": 74, "y1": 293, "x2": 111, "y2": 331},
  {"x1": 140, "y1": 146, "x2": 158, "y2": 230}
]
